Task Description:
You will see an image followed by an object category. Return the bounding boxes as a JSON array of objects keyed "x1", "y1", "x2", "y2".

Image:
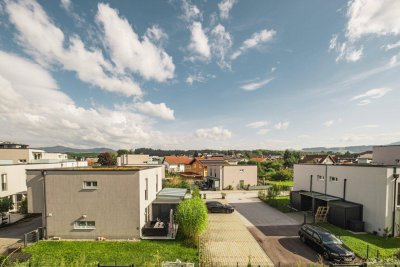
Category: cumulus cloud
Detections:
[
  {"x1": 6, "y1": 0, "x2": 142, "y2": 96},
  {"x1": 274, "y1": 122, "x2": 289, "y2": 130},
  {"x1": 181, "y1": 0, "x2": 202, "y2": 22},
  {"x1": 96, "y1": 3, "x2": 175, "y2": 82},
  {"x1": 218, "y1": 0, "x2": 236, "y2": 19},
  {"x1": 210, "y1": 24, "x2": 232, "y2": 69},
  {"x1": 351, "y1": 87, "x2": 392, "y2": 105},
  {"x1": 231, "y1": 29, "x2": 276, "y2": 60},
  {"x1": 246, "y1": 121, "x2": 269, "y2": 129},
  {"x1": 187, "y1": 21, "x2": 211, "y2": 60},
  {"x1": 240, "y1": 78, "x2": 274, "y2": 91},
  {"x1": 0, "y1": 50, "x2": 168, "y2": 148},
  {"x1": 135, "y1": 101, "x2": 175, "y2": 120},
  {"x1": 195, "y1": 126, "x2": 232, "y2": 141}
]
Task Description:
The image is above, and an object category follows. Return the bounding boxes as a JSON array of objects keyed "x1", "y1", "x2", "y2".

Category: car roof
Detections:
[{"x1": 303, "y1": 224, "x2": 331, "y2": 235}]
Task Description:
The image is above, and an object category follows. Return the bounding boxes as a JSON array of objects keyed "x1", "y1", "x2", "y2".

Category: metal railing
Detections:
[{"x1": 23, "y1": 227, "x2": 44, "y2": 247}]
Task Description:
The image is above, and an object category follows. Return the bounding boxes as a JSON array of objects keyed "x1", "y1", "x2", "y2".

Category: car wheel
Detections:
[
  {"x1": 323, "y1": 251, "x2": 330, "y2": 261},
  {"x1": 300, "y1": 235, "x2": 306, "y2": 243}
]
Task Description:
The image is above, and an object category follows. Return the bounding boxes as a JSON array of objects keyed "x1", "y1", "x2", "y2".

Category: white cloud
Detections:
[
  {"x1": 145, "y1": 25, "x2": 168, "y2": 44},
  {"x1": 382, "y1": 41, "x2": 400, "y2": 51},
  {"x1": 96, "y1": 3, "x2": 175, "y2": 82},
  {"x1": 351, "y1": 87, "x2": 392, "y2": 105},
  {"x1": 6, "y1": 0, "x2": 142, "y2": 96},
  {"x1": 274, "y1": 121, "x2": 289, "y2": 130},
  {"x1": 210, "y1": 24, "x2": 232, "y2": 69},
  {"x1": 246, "y1": 121, "x2": 269, "y2": 129},
  {"x1": 181, "y1": 0, "x2": 202, "y2": 22},
  {"x1": 346, "y1": 0, "x2": 400, "y2": 41},
  {"x1": 218, "y1": 0, "x2": 236, "y2": 19},
  {"x1": 271, "y1": 67, "x2": 277, "y2": 72},
  {"x1": 188, "y1": 21, "x2": 211, "y2": 60},
  {"x1": 323, "y1": 120, "x2": 335, "y2": 127},
  {"x1": 60, "y1": 0, "x2": 71, "y2": 11},
  {"x1": 240, "y1": 78, "x2": 274, "y2": 91},
  {"x1": 185, "y1": 72, "x2": 215, "y2": 85},
  {"x1": 195, "y1": 126, "x2": 232, "y2": 141},
  {"x1": 257, "y1": 129, "x2": 270, "y2": 135},
  {"x1": 389, "y1": 55, "x2": 398, "y2": 66},
  {"x1": 333, "y1": 41, "x2": 363, "y2": 62},
  {"x1": 231, "y1": 29, "x2": 276, "y2": 60},
  {"x1": 135, "y1": 101, "x2": 175, "y2": 120},
  {"x1": 0, "y1": 50, "x2": 168, "y2": 148}
]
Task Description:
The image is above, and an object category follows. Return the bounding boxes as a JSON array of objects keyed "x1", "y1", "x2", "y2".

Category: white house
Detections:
[
  {"x1": 0, "y1": 145, "x2": 68, "y2": 164},
  {"x1": 1, "y1": 161, "x2": 87, "y2": 212},
  {"x1": 293, "y1": 163, "x2": 400, "y2": 237},
  {"x1": 206, "y1": 165, "x2": 257, "y2": 190},
  {"x1": 163, "y1": 156, "x2": 192, "y2": 173}
]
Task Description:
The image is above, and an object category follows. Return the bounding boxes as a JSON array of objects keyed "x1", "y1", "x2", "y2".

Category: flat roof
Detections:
[
  {"x1": 157, "y1": 188, "x2": 187, "y2": 199},
  {"x1": 299, "y1": 191, "x2": 323, "y2": 197},
  {"x1": 295, "y1": 163, "x2": 399, "y2": 168},
  {"x1": 314, "y1": 194, "x2": 341, "y2": 202},
  {"x1": 26, "y1": 166, "x2": 152, "y2": 171}
]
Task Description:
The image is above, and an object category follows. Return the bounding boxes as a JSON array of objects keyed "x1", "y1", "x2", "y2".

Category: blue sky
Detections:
[{"x1": 0, "y1": 0, "x2": 399, "y2": 150}]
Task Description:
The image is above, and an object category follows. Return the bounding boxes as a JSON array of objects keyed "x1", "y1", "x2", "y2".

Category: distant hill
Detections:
[
  {"x1": 389, "y1": 141, "x2": 400, "y2": 145},
  {"x1": 302, "y1": 145, "x2": 373, "y2": 154},
  {"x1": 34, "y1": 146, "x2": 115, "y2": 153}
]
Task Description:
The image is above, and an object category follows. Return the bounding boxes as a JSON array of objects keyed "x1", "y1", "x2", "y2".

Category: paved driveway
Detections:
[
  {"x1": 0, "y1": 215, "x2": 41, "y2": 253},
  {"x1": 229, "y1": 195, "x2": 321, "y2": 267}
]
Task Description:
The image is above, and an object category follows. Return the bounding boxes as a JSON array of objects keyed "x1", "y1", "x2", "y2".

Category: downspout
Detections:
[
  {"x1": 41, "y1": 170, "x2": 47, "y2": 239},
  {"x1": 392, "y1": 167, "x2": 399, "y2": 237},
  {"x1": 325, "y1": 165, "x2": 328, "y2": 195},
  {"x1": 343, "y1": 179, "x2": 347, "y2": 201}
]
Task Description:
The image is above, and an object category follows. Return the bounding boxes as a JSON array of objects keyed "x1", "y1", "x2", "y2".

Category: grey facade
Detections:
[{"x1": 27, "y1": 166, "x2": 163, "y2": 239}]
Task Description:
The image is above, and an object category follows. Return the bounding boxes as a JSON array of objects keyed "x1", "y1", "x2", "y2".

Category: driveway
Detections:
[
  {"x1": 228, "y1": 194, "x2": 321, "y2": 267},
  {"x1": 0, "y1": 215, "x2": 42, "y2": 253}
]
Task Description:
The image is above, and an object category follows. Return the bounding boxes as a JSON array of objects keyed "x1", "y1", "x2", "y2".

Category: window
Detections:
[
  {"x1": 74, "y1": 221, "x2": 95, "y2": 229},
  {"x1": 18, "y1": 159, "x2": 27, "y2": 164},
  {"x1": 329, "y1": 176, "x2": 338, "y2": 182},
  {"x1": 83, "y1": 181, "x2": 98, "y2": 189},
  {"x1": 145, "y1": 178, "x2": 148, "y2": 200},
  {"x1": 1, "y1": 174, "x2": 7, "y2": 191},
  {"x1": 240, "y1": 169, "x2": 244, "y2": 173},
  {"x1": 156, "y1": 174, "x2": 159, "y2": 192},
  {"x1": 317, "y1": 175, "x2": 325, "y2": 181},
  {"x1": 397, "y1": 183, "x2": 400, "y2": 207}
]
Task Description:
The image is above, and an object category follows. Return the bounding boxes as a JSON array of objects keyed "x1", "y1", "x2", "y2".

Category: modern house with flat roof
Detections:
[
  {"x1": 26, "y1": 166, "x2": 182, "y2": 240},
  {"x1": 292, "y1": 163, "x2": 400, "y2": 237},
  {"x1": 0, "y1": 161, "x2": 87, "y2": 212},
  {"x1": 206, "y1": 165, "x2": 257, "y2": 190}
]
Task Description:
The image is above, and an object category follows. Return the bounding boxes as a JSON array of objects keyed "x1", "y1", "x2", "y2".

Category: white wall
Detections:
[
  {"x1": 294, "y1": 164, "x2": 397, "y2": 235},
  {"x1": 373, "y1": 146, "x2": 400, "y2": 165}
]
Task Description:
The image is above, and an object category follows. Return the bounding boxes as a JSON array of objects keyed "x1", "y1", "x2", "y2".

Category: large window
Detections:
[
  {"x1": 329, "y1": 176, "x2": 338, "y2": 182},
  {"x1": 1, "y1": 174, "x2": 7, "y2": 191},
  {"x1": 74, "y1": 221, "x2": 95, "y2": 229},
  {"x1": 83, "y1": 181, "x2": 98, "y2": 189}
]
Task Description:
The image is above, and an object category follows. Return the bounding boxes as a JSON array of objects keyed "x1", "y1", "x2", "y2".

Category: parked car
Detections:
[
  {"x1": 298, "y1": 224, "x2": 355, "y2": 263},
  {"x1": 206, "y1": 201, "x2": 234, "y2": 213}
]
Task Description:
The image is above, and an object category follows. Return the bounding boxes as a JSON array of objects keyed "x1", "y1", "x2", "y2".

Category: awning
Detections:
[{"x1": 157, "y1": 188, "x2": 187, "y2": 199}]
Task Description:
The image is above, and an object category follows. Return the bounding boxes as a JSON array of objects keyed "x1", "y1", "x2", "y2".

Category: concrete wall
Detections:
[
  {"x1": 27, "y1": 166, "x2": 163, "y2": 239},
  {"x1": 294, "y1": 164, "x2": 399, "y2": 235},
  {"x1": 121, "y1": 154, "x2": 150, "y2": 165},
  {"x1": 222, "y1": 165, "x2": 257, "y2": 189},
  {"x1": 373, "y1": 146, "x2": 400, "y2": 165},
  {"x1": 0, "y1": 149, "x2": 29, "y2": 164}
]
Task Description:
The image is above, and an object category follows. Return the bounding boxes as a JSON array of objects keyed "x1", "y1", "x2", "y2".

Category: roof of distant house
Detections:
[
  {"x1": 163, "y1": 155, "x2": 193, "y2": 165},
  {"x1": 299, "y1": 154, "x2": 336, "y2": 164},
  {"x1": 250, "y1": 157, "x2": 269, "y2": 163}
]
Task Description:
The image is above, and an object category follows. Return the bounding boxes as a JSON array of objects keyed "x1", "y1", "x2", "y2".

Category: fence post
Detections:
[{"x1": 35, "y1": 230, "x2": 39, "y2": 242}]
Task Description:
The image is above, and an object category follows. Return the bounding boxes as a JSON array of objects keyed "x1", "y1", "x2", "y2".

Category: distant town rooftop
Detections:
[
  {"x1": 296, "y1": 163, "x2": 400, "y2": 168},
  {"x1": 25, "y1": 166, "x2": 159, "y2": 172},
  {"x1": 0, "y1": 141, "x2": 29, "y2": 149}
]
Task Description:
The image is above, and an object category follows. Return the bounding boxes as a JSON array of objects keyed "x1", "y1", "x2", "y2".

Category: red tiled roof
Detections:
[
  {"x1": 251, "y1": 157, "x2": 268, "y2": 163},
  {"x1": 164, "y1": 156, "x2": 193, "y2": 165}
]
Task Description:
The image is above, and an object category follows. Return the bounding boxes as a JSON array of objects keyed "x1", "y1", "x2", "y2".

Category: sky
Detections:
[{"x1": 0, "y1": 0, "x2": 400, "y2": 150}]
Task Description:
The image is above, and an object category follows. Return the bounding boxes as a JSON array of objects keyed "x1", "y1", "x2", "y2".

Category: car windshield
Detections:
[{"x1": 320, "y1": 233, "x2": 342, "y2": 245}]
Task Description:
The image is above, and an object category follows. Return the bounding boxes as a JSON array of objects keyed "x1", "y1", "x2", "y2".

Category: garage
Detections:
[{"x1": 328, "y1": 201, "x2": 364, "y2": 231}]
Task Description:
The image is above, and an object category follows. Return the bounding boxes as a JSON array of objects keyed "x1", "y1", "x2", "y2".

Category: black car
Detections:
[
  {"x1": 206, "y1": 201, "x2": 234, "y2": 213},
  {"x1": 298, "y1": 224, "x2": 355, "y2": 263}
]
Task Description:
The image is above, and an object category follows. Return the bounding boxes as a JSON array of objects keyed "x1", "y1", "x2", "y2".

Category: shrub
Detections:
[
  {"x1": 192, "y1": 186, "x2": 200, "y2": 198},
  {"x1": 176, "y1": 197, "x2": 208, "y2": 246},
  {"x1": 19, "y1": 198, "x2": 28, "y2": 214},
  {"x1": 270, "y1": 169, "x2": 293, "y2": 181}
]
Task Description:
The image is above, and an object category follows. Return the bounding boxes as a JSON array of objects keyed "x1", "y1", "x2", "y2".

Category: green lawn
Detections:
[
  {"x1": 265, "y1": 180, "x2": 294, "y2": 187},
  {"x1": 262, "y1": 195, "x2": 292, "y2": 213},
  {"x1": 319, "y1": 223, "x2": 400, "y2": 260},
  {"x1": 18, "y1": 240, "x2": 198, "y2": 266}
]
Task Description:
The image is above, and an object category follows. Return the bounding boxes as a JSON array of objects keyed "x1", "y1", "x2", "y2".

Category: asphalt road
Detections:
[{"x1": 228, "y1": 195, "x2": 321, "y2": 267}]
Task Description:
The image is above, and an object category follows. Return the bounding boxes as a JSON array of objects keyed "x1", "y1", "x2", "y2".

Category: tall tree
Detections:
[
  {"x1": 283, "y1": 149, "x2": 301, "y2": 168},
  {"x1": 98, "y1": 152, "x2": 117, "y2": 166}
]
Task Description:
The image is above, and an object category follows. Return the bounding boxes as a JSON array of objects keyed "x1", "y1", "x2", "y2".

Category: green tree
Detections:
[
  {"x1": 19, "y1": 197, "x2": 28, "y2": 214},
  {"x1": 97, "y1": 152, "x2": 117, "y2": 166},
  {"x1": 270, "y1": 169, "x2": 293, "y2": 181},
  {"x1": 0, "y1": 197, "x2": 13, "y2": 214},
  {"x1": 192, "y1": 186, "x2": 200, "y2": 198},
  {"x1": 117, "y1": 149, "x2": 133, "y2": 157},
  {"x1": 176, "y1": 197, "x2": 208, "y2": 246},
  {"x1": 283, "y1": 150, "x2": 301, "y2": 168}
]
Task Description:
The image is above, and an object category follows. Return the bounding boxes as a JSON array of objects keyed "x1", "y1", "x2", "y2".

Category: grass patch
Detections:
[
  {"x1": 261, "y1": 195, "x2": 292, "y2": 213},
  {"x1": 19, "y1": 240, "x2": 198, "y2": 266},
  {"x1": 319, "y1": 223, "x2": 400, "y2": 260},
  {"x1": 265, "y1": 180, "x2": 294, "y2": 187}
]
